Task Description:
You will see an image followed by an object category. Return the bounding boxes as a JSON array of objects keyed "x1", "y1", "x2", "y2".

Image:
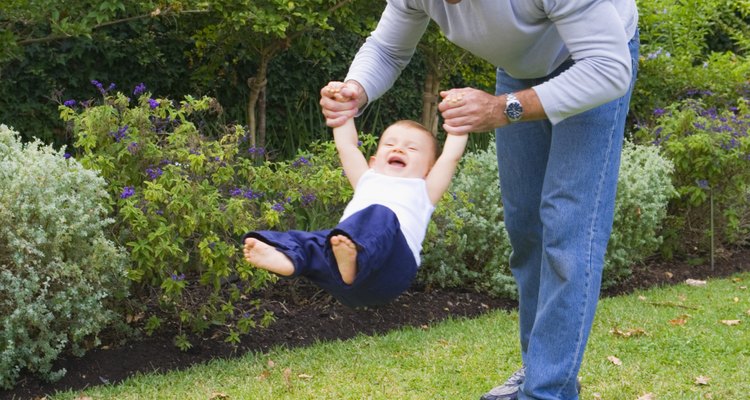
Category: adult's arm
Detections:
[
  {"x1": 440, "y1": 0, "x2": 635, "y2": 132},
  {"x1": 344, "y1": 1, "x2": 431, "y2": 112},
  {"x1": 533, "y1": 0, "x2": 634, "y2": 124}
]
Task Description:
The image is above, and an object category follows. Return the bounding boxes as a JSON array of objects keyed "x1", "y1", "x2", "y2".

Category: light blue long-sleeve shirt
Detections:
[{"x1": 345, "y1": 0, "x2": 638, "y2": 124}]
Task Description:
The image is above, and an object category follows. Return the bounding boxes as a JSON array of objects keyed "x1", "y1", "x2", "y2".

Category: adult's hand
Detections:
[
  {"x1": 438, "y1": 87, "x2": 505, "y2": 134},
  {"x1": 320, "y1": 80, "x2": 368, "y2": 128}
]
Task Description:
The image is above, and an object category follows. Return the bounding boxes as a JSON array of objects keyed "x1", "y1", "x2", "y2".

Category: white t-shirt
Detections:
[{"x1": 340, "y1": 169, "x2": 435, "y2": 264}]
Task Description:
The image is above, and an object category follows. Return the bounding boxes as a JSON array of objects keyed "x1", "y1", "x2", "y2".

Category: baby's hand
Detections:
[
  {"x1": 325, "y1": 82, "x2": 350, "y2": 102},
  {"x1": 441, "y1": 92, "x2": 464, "y2": 106}
]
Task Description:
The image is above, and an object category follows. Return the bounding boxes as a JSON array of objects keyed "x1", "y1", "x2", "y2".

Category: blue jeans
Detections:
[{"x1": 494, "y1": 32, "x2": 639, "y2": 400}]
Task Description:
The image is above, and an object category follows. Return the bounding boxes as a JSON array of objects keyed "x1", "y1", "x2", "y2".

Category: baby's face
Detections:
[{"x1": 370, "y1": 126, "x2": 436, "y2": 179}]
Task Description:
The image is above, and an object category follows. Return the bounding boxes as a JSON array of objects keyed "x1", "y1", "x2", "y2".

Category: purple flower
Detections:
[
  {"x1": 696, "y1": 179, "x2": 709, "y2": 189},
  {"x1": 63, "y1": 152, "x2": 72, "y2": 159},
  {"x1": 247, "y1": 146, "x2": 266, "y2": 156},
  {"x1": 148, "y1": 98, "x2": 160, "y2": 109},
  {"x1": 146, "y1": 167, "x2": 163, "y2": 180},
  {"x1": 248, "y1": 146, "x2": 266, "y2": 155},
  {"x1": 244, "y1": 189, "x2": 262, "y2": 200},
  {"x1": 63, "y1": 99, "x2": 76, "y2": 107},
  {"x1": 230, "y1": 188, "x2": 244, "y2": 197},
  {"x1": 110, "y1": 125, "x2": 129, "y2": 142},
  {"x1": 127, "y1": 142, "x2": 140, "y2": 154},
  {"x1": 133, "y1": 83, "x2": 147, "y2": 96},
  {"x1": 653, "y1": 108, "x2": 666, "y2": 117},
  {"x1": 120, "y1": 186, "x2": 135, "y2": 199},
  {"x1": 170, "y1": 273, "x2": 186, "y2": 281},
  {"x1": 301, "y1": 193, "x2": 316, "y2": 206},
  {"x1": 91, "y1": 80, "x2": 115, "y2": 95},
  {"x1": 292, "y1": 156, "x2": 311, "y2": 168},
  {"x1": 272, "y1": 202, "x2": 285, "y2": 212}
]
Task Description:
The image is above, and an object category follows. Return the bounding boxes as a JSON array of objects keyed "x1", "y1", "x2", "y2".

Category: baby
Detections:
[{"x1": 243, "y1": 85, "x2": 468, "y2": 307}]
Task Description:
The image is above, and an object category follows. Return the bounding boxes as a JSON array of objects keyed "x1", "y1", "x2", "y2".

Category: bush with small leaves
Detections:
[
  {"x1": 58, "y1": 82, "x2": 371, "y2": 348},
  {"x1": 421, "y1": 140, "x2": 515, "y2": 298},
  {"x1": 0, "y1": 124, "x2": 129, "y2": 389},
  {"x1": 421, "y1": 137, "x2": 675, "y2": 295},
  {"x1": 636, "y1": 98, "x2": 750, "y2": 256},
  {"x1": 604, "y1": 140, "x2": 676, "y2": 287}
]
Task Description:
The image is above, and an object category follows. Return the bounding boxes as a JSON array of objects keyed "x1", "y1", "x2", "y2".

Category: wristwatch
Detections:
[{"x1": 504, "y1": 92, "x2": 523, "y2": 123}]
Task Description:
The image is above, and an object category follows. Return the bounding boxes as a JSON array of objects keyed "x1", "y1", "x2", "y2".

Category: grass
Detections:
[{"x1": 51, "y1": 273, "x2": 750, "y2": 400}]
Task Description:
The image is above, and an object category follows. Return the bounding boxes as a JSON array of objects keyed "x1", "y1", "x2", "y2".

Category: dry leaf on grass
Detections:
[
  {"x1": 720, "y1": 319, "x2": 741, "y2": 326},
  {"x1": 694, "y1": 375, "x2": 711, "y2": 385},
  {"x1": 637, "y1": 393, "x2": 655, "y2": 400},
  {"x1": 209, "y1": 392, "x2": 229, "y2": 399},
  {"x1": 685, "y1": 279, "x2": 707, "y2": 287},
  {"x1": 298, "y1": 373, "x2": 313, "y2": 379},
  {"x1": 669, "y1": 314, "x2": 690, "y2": 326},
  {"x1": 607, "y1": 355, "x2": 623, "y2": 366},
  {"x1": 610, "y1": 327, "x2": 648, "y2": 337}
]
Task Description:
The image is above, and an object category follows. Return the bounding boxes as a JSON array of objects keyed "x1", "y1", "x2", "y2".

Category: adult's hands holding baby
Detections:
[
  {"x1": 438, "y1": 87, "x2": 505, "y2": 135},
  {"x1": 320, "y1": 80, "x2": 367, "y2": 128}
]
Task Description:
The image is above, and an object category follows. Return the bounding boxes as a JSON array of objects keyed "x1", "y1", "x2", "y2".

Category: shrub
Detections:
[
  {"x1": 421, "y1": 138, "x2": 675, "y2": 295},
  {"x1": 604, "y1": 141, "x2": 676, "y2": 287},
  {"x1": 633, "y1": 0, "x2": 750, "y2": 124},
  {"x1": 635, "y1": 98, "x2": 750, "y2": 257},
  {"x1": 0, "y1": 124, "x2": 129, "y2": 389},
  {"x1": 58, "y1": 83, "x2": 371, "y2": 348},
  {"x1": 421, "y1": 140, "x2": 514, "y2": 298}
]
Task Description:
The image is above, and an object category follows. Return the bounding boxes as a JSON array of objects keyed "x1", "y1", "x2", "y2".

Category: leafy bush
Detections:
[
  {"x1": 0, "y1": 124, "x2": 129, "y2": 389},
  {"x1": 604, "y1": 141, "x2": 676, "y2": 287},
  {"x1": 421, "y1": 138, "x2": 675, "y2": 295},
  {"x1": 633, "y1": 0, "x2": 750, "y2": 124},
  {"x1": 635, "y1": 98, "x2": 750, "y2": 256},
  {"x1": 420, "y1": 140, "x2": 514, "y2": 298},
  {"x1": 58, "y1": 83, "x2": 371, "y2": 348}
]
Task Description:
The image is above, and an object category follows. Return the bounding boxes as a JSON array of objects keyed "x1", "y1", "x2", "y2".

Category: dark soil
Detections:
[{"x1": 4, "y1": 248, "x2": 750, "y2": 400}]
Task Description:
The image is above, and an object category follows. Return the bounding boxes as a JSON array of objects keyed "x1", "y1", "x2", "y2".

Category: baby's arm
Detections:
[
  {"x1": 333, "y1": 118, "x2": 369, "y2": 188},
  {"x1": 325, "y1": 82, "x2": 370, "y2": 188},
  {"x1": 425, "y1": 132, "x2": 468, "y2": 205}
]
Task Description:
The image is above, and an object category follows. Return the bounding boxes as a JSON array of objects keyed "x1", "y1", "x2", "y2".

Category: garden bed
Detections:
[{"x1": 4, "y1": 247, "x2": 750, "y2": 399}]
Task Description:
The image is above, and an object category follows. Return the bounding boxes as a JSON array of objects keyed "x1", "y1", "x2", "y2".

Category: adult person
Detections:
[{"x1": 319, "y1": 1, "x2": 639, "y2": 399}]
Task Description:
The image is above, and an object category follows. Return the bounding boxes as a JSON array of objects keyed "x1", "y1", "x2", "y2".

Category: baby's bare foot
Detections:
[
  {"x1": 243, "y1": 238, "x2": 294, "y2": 276},
  {"x1": 331, "y1": 235, "x2": 358, "y2": 284}
]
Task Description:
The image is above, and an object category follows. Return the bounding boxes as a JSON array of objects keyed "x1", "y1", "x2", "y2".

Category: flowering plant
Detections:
[
  {"x1": 637, "y1": 97, "x2": 750, "y2": 255},
  {"x1": 59, "y1": 81, "x2": 357, "y2": 348}
]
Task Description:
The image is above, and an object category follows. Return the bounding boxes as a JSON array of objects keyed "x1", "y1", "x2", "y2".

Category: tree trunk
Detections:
[
  {"x1": 246, "y1": 55, "x2": 269, "y2": 157},
  {"x1": 421, "y1": 69, "x2": 441, "y2": 136},
  {"x1": 258, "y1": 83, "x2": 267, "y2": 152}
]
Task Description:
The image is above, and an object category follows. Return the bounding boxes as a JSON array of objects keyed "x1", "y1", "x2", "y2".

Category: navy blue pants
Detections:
[{"x1": 243, "y1": 205, "x2": 417, "y2": 308}]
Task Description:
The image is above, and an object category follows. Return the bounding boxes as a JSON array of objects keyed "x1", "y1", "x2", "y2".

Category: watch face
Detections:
[{"x1": 506, "y1": 102, "x2": 523, "y2": 121}]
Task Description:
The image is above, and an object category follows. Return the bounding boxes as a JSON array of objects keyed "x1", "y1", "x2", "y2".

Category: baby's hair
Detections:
[{"x1": 385, "y1": 120, "x2": 440, "y2": 162}]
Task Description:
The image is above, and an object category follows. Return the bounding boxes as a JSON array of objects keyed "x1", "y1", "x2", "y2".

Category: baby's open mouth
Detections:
[{"x1": 388, "y1": 155, "x2": 406, "y2": 168}]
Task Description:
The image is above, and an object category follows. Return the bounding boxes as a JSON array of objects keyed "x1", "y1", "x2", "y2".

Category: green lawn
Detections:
[{"x1": 51, "y1": 273, "x2": 750, "y2": 400}]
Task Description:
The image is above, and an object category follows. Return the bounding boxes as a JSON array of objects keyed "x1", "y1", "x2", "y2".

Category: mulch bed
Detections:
[{"x1": 3, "y1": 247, "x2": 750, "y2": 400}]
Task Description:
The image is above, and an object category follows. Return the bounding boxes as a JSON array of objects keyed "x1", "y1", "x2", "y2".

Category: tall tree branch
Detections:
[{"x1": 16, "y1": 9, "x2": 208, "y2": 46}]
